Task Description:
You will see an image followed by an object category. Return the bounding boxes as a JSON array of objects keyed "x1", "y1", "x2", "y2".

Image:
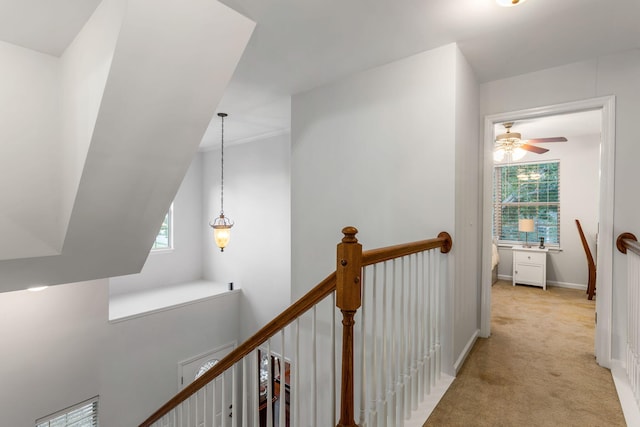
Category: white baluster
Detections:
[
  {"x1": 187, "y1": 395, "x2": 191, "y2": 427},
  {"x1": 312, "y1": 306, "x2": 317, "y2": 427},
  {"x1": 359, "y1": 269, "x2": 367, "y2": 427},
  {"x1": 417, "y1": 252, "x2": 424, "y2": 402},
  {"x1": 429, "y1": 250, "x2": 436, "y2": 389},
  {"x1": 252, "y1": 350, "x2": 259, "y2": 427},
  {"x1": 435, "y1": 251, "x2": 442, "y2": 382},
  {"x1": 397, "y1": 258, "x2": 405, "y2": 427},
  {"x1": 411, "y1": 254, "x2": 419, "y2": 410},
  {"x1": 331, "y1": 292, "x2": 336, "y2": 424},
  {"x1": 371, "y1": 265, "x2": 378, "y2": 427},
  {"x1": 389, "y1": 259, "x2": 397, "y2": 427},
  {"x1": 242, "y1": 357, "x2": 248, "y2": 427},
  {"x1": 422, "y1": 250, "x2": 430, "y2": 397},
  {"x1": 267, "y1": 340, "x2": 273, "y2": 427},
  {"x1": 232, "y1": 364, "x2": 238, "y2": 427},
  {"x1": 223, "y1": 371, "x2": 228, "y2": 427},
  {"x1": 212, "y1": 378, "x2": 217, "y2": 427},
  {"x1": 381, "y1": 262, "x2": 388, "y2": 426},
  {"x1": 279, "y1": 330, "x2": 286, "y2": 427},
  {"x1": 294, "y1": 319, "x2": 300, "y2": 427},
  {"x1": 404, "y1": 256, "x2": 411, "y2": 420},
  {"x1": 203, "y1": 385, "x2": 207, "y2": 427}
]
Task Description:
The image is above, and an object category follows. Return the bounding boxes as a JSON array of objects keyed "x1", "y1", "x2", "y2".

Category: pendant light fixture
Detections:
[{"x1": 209, "y1": 112, "x2": 234, "y2": 251}]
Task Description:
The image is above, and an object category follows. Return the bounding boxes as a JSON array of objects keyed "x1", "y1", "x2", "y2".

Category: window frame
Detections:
[{"x1": 493, "y1": 160, "x2": 560, "y2": 247}]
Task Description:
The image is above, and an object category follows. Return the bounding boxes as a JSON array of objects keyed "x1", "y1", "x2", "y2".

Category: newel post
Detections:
[{"x1": 336, "y1": 226, "x2": 362, "y2": 427}]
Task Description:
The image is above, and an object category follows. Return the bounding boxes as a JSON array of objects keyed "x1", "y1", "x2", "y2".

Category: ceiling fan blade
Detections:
[
  {"x1": 526, "y1": 137, "x2": 567, "y2": 143},
  {"x1": 520, "y1": 143, "x2": 549, "y2": 154}
]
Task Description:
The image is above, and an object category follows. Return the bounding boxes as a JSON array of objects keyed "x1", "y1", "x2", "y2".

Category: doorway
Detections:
[{"x1": 480, "y1": 96, "x2": 616, "y2": 368}]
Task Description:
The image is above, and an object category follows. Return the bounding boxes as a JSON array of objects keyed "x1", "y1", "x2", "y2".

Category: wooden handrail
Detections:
[
  {"x1": 139, "y1": 227, "x2": 453, "y2": 427},
  {"x1": 139, "y1": 272, "x2": 337, "y2": 427},
  {"x1": 362, "y1": 231, "x2": 453, "y2": 266},
  {"x1": 617, "y1": 232, "x2": 640, "y2": 256}
]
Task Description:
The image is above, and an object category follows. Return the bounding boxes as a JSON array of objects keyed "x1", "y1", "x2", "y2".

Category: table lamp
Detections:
[{"x1": 519, "y1": 218, "x2": 535, "y2": 248}]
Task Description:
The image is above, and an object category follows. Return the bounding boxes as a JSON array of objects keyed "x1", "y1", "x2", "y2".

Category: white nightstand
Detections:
[{"x1": 512, "y1": 245, "x2": 549, "y2": 290}]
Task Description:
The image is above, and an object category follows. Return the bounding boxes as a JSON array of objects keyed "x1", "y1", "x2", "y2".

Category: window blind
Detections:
[
  {"x1": 493, "y1": 161, "x2": 560, "y2": 245},
  {"x1": 36, "y1": 396, "x2": 98, "y2": 427}
]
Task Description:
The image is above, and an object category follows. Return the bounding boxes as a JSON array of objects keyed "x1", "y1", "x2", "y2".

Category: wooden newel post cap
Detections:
[
  {"x1": 337, "y1": 226, "x2": 362, "y2": 311},
  {"x1": 342, "y1": 226, "x2": 359, "y2": 243}
]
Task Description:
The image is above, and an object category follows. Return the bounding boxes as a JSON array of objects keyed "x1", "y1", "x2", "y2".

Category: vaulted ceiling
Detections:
[
  {"x1": 1, "y1": 0, "x2": 638, "y2": 148},
  {"x1": 0, "y1": 0, "x2": 637, "y2": 291}
]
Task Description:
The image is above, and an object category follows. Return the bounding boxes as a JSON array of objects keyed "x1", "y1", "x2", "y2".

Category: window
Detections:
[
  {"x1": 152, "y1": 204, "x2": 173, "y2": 250},
  {"x1": 36, "y1": 396, "x2": 98, "y2": 427},
  {"x1": 493, "y1": 161, "x2": 560, "y2": 245}
]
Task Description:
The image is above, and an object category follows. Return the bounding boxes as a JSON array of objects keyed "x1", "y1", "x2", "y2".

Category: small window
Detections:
[
  {"x1": 36, "y1": 396, "x2": 98, "y2": 427},
  {"x1": 493, "y1": 161, "x2": 560, "y2": 245},
  {"x1": 152, "y1": 204, "x2": 173, "y2": 250}
]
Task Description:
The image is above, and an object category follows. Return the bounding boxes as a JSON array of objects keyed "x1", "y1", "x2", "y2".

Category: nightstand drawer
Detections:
[{"x1": 514, "y1": 250, "x2": 545, "y2": 265}]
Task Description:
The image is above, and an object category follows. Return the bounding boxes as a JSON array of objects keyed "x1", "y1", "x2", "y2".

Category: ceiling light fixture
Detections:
[
  {"x1": 209, "y1": 113, "x2": 234, "y2": 252},
  {"x1": 494, "y1": 122, "x2": 527, "y2": 162},
  {"x1": 496, "y1": 0, "x2": 527, "y2": 7},
  {"x1": 27, "y1": 286, "x2": 48, "y2": 292}
]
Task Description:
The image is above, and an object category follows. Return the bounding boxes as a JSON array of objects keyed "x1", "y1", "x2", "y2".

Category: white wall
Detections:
[
  {"x1": 292, "y1": 44, "x2": 458, "y2": 298},
  {"x1": 109, "y1": 154, "x2": 204, "y2": 296},
  {"x1": 480, "y1": 48, "x2": 640, "y2": 361},
  {"x1": 494, "y1": 132, "x2": 601, "y2": 287},
  {"x1": 0, "y1": 279, "x2": 240, "y2": 427},
  {"x1": 453, "y1": 47, "x2": 481, "y2": 368},
  {"x1": 291, "y1": 42, "x2": 482, "y2": 380},
  {"x1": 59, "y1": 0, "x2": 124, "y2": 249},
  {"x1": 0, "y1": 41, "x2": 61, "y2": 260},
  {"x1": 202, "y1": 132, "x2": 292, "y2": 340}
]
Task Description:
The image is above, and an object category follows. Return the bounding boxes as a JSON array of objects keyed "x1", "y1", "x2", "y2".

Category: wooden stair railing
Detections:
[
  {"x1": 617, "y1": 232, "x2": 640, "y2": 411},
  {"x1": 139, "y1": 227, "x2": 452, "y2": 427}
]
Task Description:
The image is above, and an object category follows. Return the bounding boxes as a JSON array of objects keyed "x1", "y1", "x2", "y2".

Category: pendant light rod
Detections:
[{"x1": 219, "y1": 112, "x2": 227, "y2": 215}]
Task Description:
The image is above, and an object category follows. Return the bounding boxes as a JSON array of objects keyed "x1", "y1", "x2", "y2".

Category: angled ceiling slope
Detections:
[{"x1": 0, "y1": 0, "x2": 255, "y2": 293}]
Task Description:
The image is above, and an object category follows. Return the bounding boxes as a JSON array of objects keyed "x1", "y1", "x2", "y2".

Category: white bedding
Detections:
[{"x1": 491, "y1": 241, "x2": 500, "y2": 269}]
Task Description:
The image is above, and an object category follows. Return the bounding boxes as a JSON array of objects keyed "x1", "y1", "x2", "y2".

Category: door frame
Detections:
[
  {"x1": 480, "y1": 96, "x2": 616, "y2": 368},
  {"x1": 178, "y1": 341, "x2": 237, "y2": 389}
]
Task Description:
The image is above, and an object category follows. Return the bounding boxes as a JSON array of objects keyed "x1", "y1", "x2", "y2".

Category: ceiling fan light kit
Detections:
[
  {"x1": 494, "y1": 121, "x2": 567, "y2": 162},
  {"x1": 496, "y1": 0, "x2": 527, "y2": 7}
]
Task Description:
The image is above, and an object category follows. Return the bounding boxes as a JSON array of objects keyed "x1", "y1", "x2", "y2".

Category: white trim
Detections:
[
  {"x1": 454, "y1": 329, "x2": 479, "y2": 373},
  {"x1": 481, "y1": 96, "x2": 615, "y2": 368},
  {"x1": 497, "y1": 275, "x2": 588, "y2": 291},
  {"x1": 547, "y1": 280, "x2": 588, "y2": 291},
  {"x1": 178, "y1": 341, "x2": 237, "y2": 389},
  {"x1": 108, "y1": 288, "x2": 240, "y2": 323},
  {"x1": 611, "y1": 360, "x2": 640, "y2": 426},
  {"x1": 403, "y1": 374, "x2": 455, "y2": 427}
]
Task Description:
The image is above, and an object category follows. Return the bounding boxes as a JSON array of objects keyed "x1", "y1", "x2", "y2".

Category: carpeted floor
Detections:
[{"x1": 424, "y1": 281, "x2": 625, "y2": 426}]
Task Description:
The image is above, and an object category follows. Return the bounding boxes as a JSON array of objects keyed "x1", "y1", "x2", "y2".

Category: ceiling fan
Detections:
[{"x1": 494, "y1": 122, "x2": 567, "y2": 162}]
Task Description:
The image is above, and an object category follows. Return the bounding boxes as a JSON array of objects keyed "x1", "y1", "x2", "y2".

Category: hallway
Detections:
[{"x1": 424, "y1": 281, "x2": 625, "y2": 426}]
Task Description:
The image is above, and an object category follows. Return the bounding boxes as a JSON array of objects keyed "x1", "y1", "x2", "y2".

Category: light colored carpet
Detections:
[{"x1": 424, "y1": 281, "x2": 625, "y2": 426}]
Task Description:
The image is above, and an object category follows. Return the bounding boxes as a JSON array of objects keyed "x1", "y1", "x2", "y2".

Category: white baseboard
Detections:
[
  {"x1": 611, "y1": 360, "x2": 640, "y2": 426},
  {"x1": 404, "y1": 374, "x2": 455, "y2": 427},
  {"x1": 454, "y1": 329, "x2": 479, "y2": 373},
  {"x1": 496, "y1": 275, "x2": 587, "y2": 291}
]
